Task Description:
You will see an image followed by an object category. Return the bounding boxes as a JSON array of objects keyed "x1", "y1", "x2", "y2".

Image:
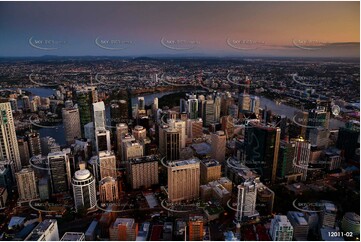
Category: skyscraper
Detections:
[
  {"x1": 62, "y1": 107, "x2": 82, "y2": 145},
  {"x1": 116, "y1": 123, "x2": 129, "y2": 157},
  {"x1": 188, "y1": 215, "x2": 204, "y2": 241},
  {"x1": 99, "y1": 176, "x2": 120, "y2": 203},
  {"x1": 0, "y1": 102, "x2": 21, "y2": 171},
  {"x1": 214, "y1": 95, "x2": 222, "y2": 122},
  {"x1": 48, "y1": 151, "x2": 71, "y2": 194},
  {"x1": 245, "y1": 124, "x2": 281, "y2": 183},
  {"x1": 186, "y1": 118, "x2": 203, "y2": 139},
  {"x1": 167, "y1": 158, "x2": 200, "y2": 202},
  {"x1": 270, "y1": 215, "x2": 294, "y2": 241},
  {"x1": 187, "y1": 94, "x2": 198, "y2": 119},
  {"x1": 132, "y1": 125, "x2": 147, "y2": 141},
  {"x1": 95, "y1": 129, "x2": 111, "y2": 153},
  {"x1": 109, "y1": 218, "x2": 138, "y2": 241},
  {"x1": 18, "y1": 138, "x2": 30, "y2": 167},
  {"x1": 250, "y1": 96, "x2": 260, "y2": 116},
  {"x1": 15, "y1": 168, "x2": 39, "y2": 204},
  {"x1": 238, "y1": 93, "x2": 251, "y2": 113},
  {"x1": 25, "y1": 219, "x2": 59, "y2": 241},
  {"x1": 168, "y1": 119, "x2": 186, "y2": 148},
  {"x1": 110, "y1": 100, "x2": 129, "y2": 127},
  {"x1": 127, "y1": 155, "x2": 159, "y2": 189},
  {"x1": 22, "y1": 95, "x2": 31, "y2": 111},
  {"x1": 72, "y1": 169, "x2": 97, "y2": 212},
  {"x1": 210, "y1": 131, "x2": 226, "y2": 163},
  {"x1": 77, "y1": 90, "x2": 94, "y2": 133},
  {"x1": 336, "y1": 121, "x2": 360, "y2": 162},
  {"x1": 203, "y1": 98, "x2": 215, "y2": 127},
  {"x1": 235, "y1": 181, "x2": 258, "y2": 222},
  {"x1": 93, "y1": 101, "x2": 106, "y2": 131},
  {"x1": 277, "y1": 141, "x2": 296, "y2": 179},
  {"x1": 138, "y1": 97, "x2": 145, "y2": 110},
  {"x1": 159, "y1": 126, "x2": 180, "y2": 161},
  {"x1": 26, "y1": 130, "x2": 42, "y2": 157},
  {"x1": 291, "y1": 138, "x2": 311, "y2": 181},
  {"x1": 98, "y1": 151, "x2": 117, "y2": 180},
  {"x1": 221, "y1": 116, "x2": 235, "y2": 140}
]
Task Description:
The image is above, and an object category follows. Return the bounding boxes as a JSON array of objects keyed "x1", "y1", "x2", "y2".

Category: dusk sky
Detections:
[{"x1": 0, "y1": 1, "x2": 359, "y2": 58}]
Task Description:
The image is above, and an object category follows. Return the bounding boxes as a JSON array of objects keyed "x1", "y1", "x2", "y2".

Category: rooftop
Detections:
[
  {"x1": 169, "y1": 157, "x2": 200, "y2": 167},
  {"x1": 60, "y1": 232, "x2": 85, "y2": 241}
]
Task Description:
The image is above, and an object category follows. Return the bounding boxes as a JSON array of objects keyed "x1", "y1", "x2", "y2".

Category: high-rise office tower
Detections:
[
  {"x1": 0, "y1": 162, "x2": 13, "y2": 192},
  {"x1": 116, "y1": 123, "x2": 129, "y2": 157},
  {"x1": 277, "y1": 141, "x2": 296, "y2": 179},
  {"x1": 30, "y1": 100, "x2": 38, "y2": 112},
  {"x1": 127, "y1": 155, "x2": 159, "y2": 189},
  {"x1": 40, "y1": 136, "x2": 60, "y2": 155},
  {"x1": 62, "y1": 107, "x2": 82, "y2": 145},
  {"x1": 98, "y1": 151, "x2": 117, "y2": 180},
  {"x1": 200, "y1": 159, "x2": 221, "y2": 184},
  {"x1": 238, "y1": 93, "x2": 251, "y2": 113},
  {"x1": 188, "y1": 215, "x2": 204, "y2": 241},
  {"x1": 153, "y1": 97, "x2": 158, "y2": 111},
  {"x1": 309, "y1": 127, "x2": 330, "y2": 149},
  {"x1": 48, "y1": 151, "x2": 71, "y2": 194},
  {"x1": 138, "y1": 97, "x2": 145, "y2": 111},
  {"x1": 25, "y1": 219, "x2": 59, "y2": 241},
  {"x1": 228, "y1": 104, "x2": 239, "y2": 119},
  {"x1": 26, "y1": 130, "x2": 42, "y2": 157},
  {"x1": 15, "y1": 168, "x2": 39, "y2": 203},
  {"x1": 221, "y1": 116, "x2": 235, "y2": 139},
  {"x1": 307, "y1": 107, "x2": 330, "y2": 130},
  {"x1": 187, "y1": 94, "x2": 199, "y2": 119},
  {"x1": 167, "y1": 158, "x2": 200, "y2": 202},
  {"x1": 18, "y1": 138, "x2": 30, "y2": 167},
  {"x1": 180, "y1": 98, "x2": 187, "y2": 113},
  {"x1": 198, "y1": 95, "x2": 205, "y2": 119},
  {"x1": 291, "y1": 110, "x2": 309, "y2": 139},
  {"x1": 168, "y1": 119, "x2": 186, "y2": 148},
  {"x1": 210, "y1": 131, "x2": 226, "y2": 163},
  {"x1": 291, "y1": 138, "x2": 311, "y2": 181},
  {"x1": 245, "y1": 124, "x2": 281, "y2": 183},
  {"x1": 235, "y1": 181, "x2": 258, "y2": 222},
  {"x1": 221, "y1": 92, "x2": 233, "y2": 117},
  {"x1": 84, "y1": 122, "x2": 94, "y2": 143},
  {"x1": 9, "y1": 98, "x2": 18, "y2": 112},
  {"x1": 336, "y1": 121, "x2": 360, "y2": 162},
  {"x1": 109, "y1": 218, "x2": 138, "y2": 241},
  {"x1": 186, "y1": 118, "x2": 203, "y2": 139},
  {"x1": 110, "y1": 100, "x2": 129, "y2": 126},
  {"x1": 250, "y1": 96, "x2": 260, "y2": 116},
  {"x1": 203, "y1": 99, "x2": 215, "y2": 127},
  {"x1": 132, "y1": 125, "x2": 147, "y2": 141},
  {"x1": 287, "y1": 211, "x2": 309, "y2": 241},
  {"x1": 123, "y1": 140, "x2": 144, "y2": 161},
  {"x1": 320, "y1": 201, "x2": 337, "y2": 229},
  {"x1": 99, "y1": 176, "x2": 120, "y2": 203},
  {"x1": 22, "y1": 96, "x2": 31, "y2": 111},
  {"x1": 77, "y1": 91, "x2": 93, "y2": 132},
  {"x1": 214, "y1": 96, "x2": 222, "y2": 122},
  {"x1": 0, "y1": 102, "x2": 21, "y2": 171},
  {"x1": 93, "y1": 101, "x2": 106, "y2": 130},
  {"x1": 159, "y1": 125, "x2": 180, "y2": 161},
  {"x1": 95, "y1": 129, "x2": 111, "y2": 153},
  {"x1": 270, "y1": 215, "x2": 294, "y2": 241},
  {"x1": 72, "y1": 169, "x2": 97, "y2": 212}
]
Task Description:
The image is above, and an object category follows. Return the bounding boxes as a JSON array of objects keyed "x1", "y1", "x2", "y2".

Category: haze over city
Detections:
[{"x1": 0, "y1": 1, "x2": 359, "y2": 57}]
